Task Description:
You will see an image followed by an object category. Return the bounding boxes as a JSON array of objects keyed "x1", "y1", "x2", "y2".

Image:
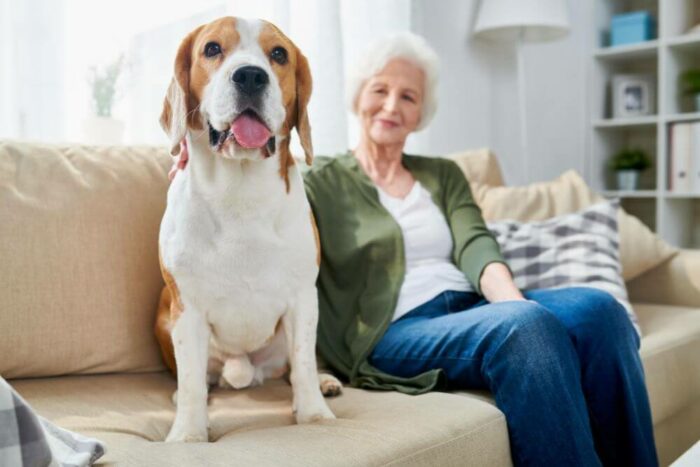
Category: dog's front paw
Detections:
[
  {"x1": 165, "y1": 412, "x2": 208, "y2": 443},
  {"x1": 294, "y1": 401, "x2": 336, "y2": 424},
  {"x1": 165, "y1": 423, "x2": 208, "y2": 443}
]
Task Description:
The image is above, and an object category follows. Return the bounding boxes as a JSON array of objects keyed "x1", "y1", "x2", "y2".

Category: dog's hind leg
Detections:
[
  {"x1": 318, "y1": 373, "x2": 342, "y2": 397},
  {"x1": 316, "y1": 353, "x2": 343, "y2": 397}
]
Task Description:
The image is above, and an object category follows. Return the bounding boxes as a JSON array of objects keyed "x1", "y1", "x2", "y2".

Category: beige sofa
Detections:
[{"x1": 1, "y1": 141, "x2": 698, "y2": 466}]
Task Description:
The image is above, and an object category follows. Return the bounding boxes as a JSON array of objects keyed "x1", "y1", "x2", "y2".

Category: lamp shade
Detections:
[{"x1": 474, "y1": 0, "x2": 570, "y2": 42}]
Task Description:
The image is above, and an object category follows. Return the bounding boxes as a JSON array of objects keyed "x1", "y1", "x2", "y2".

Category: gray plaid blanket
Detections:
[{"x1": 0, "y1": 377, "x2": 105, "y2": 467}]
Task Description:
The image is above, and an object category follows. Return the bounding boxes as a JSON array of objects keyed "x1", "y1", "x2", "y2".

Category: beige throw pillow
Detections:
[
  {"x1": 469, "y1": 170, "x2": 678, "y2": 281},
  {"x1": 445, "y1": 148, "x2": 506, "y2": 187}
]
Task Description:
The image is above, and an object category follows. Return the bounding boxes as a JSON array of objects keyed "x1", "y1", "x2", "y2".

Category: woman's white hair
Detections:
[{"x1": 346, "y1": 32, "x2": 440, "y2": 131}]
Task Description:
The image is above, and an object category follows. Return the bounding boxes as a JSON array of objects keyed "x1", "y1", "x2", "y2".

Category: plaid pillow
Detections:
[{"x1": 485, "y1": 199, "x2": 641, "y2": 336}]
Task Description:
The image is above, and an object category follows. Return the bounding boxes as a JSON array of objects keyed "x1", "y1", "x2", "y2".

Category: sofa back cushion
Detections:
[
  {"x1": 468, "y1": 170, "x2": 678, "y2": 282},
  {"x1": 0, "y1": 142, "x2": 170, "y2": 378},
  {"x1": 445, "y1": 148, "x2": 505, "y2": 187}
]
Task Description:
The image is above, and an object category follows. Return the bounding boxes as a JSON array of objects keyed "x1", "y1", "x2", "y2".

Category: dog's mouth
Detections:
[{"x1": 209, "y1": 109, "x2": 275, "y2": 156}]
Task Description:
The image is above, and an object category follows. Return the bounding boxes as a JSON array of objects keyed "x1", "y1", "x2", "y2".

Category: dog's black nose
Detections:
[{"x1": 232, "y1": 66, "x2": 269, "y2": 96}]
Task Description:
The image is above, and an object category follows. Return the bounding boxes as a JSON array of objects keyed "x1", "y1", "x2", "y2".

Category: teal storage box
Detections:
[{"x1": 611, "y1": 11, "x2": 655, "y2": 46}]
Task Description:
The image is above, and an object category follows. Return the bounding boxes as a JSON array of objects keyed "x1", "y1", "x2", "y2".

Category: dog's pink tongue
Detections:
[{"x1": 231, "y1": 114, "x2": 270, "y2": 148}]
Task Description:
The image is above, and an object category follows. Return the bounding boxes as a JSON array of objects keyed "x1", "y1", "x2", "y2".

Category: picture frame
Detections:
[{"x1": 612, "y1": 74, "x2": 656, "y2": 118}]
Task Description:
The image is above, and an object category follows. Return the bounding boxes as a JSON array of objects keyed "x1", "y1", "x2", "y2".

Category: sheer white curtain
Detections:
[
  {"x1": 0, "y1": 0, "x2": 415, "y2": 157},
  {"x1": 0, "y1": 0, "x2": 66, "y2": 142}
]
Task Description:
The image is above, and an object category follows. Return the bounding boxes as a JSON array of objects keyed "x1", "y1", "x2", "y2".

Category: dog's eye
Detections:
[
  {"x1": 204, "y1": 42, "x2": 222, "y2": 58},
  {"x1": 270, "y1": 46, "x2": 288, "y2": 65}
]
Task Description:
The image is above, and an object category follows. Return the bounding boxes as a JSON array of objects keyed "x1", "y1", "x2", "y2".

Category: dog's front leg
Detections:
[
  {"x1": 283, "y1": 289, "x2": 336, "y2": 423},
  {"x1": 166, "y1": 307, "x2": 210, "y2": 442}
]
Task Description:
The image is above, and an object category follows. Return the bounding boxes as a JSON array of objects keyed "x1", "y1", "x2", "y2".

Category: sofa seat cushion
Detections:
[
  {"x1": 12, "y1": 373, "x2": 511, "y2": 466},
  {"x1": 636, "y1": 303, "x2": 700, "y2": 428}
]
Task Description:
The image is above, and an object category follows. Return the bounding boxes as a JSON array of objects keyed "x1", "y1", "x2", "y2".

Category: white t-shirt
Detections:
[{"x1": 377, "y1": 181, "x2": 471, "y2": 322}]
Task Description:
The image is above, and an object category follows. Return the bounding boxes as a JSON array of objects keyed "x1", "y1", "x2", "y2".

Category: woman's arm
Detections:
[
  {"x1": 479, "y1": 262, "x2": 526, "y2": 303},
  {"x1": 441, "y1": 160, "x2": 525, "y2": 303}
]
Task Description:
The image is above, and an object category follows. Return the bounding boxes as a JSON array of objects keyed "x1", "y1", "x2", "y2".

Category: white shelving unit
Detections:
[{"x1": 589, "y1": 0, "x2": 700, "y2": 249}]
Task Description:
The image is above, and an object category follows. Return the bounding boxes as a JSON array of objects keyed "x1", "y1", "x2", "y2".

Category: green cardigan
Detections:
[{"x1": 302, "y1": 153, "x2": 506, "y2": 395}]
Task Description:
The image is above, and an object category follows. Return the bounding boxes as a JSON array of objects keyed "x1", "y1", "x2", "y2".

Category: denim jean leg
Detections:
[
  {"x1": 478, "y1": 301, "x2": 601, "y2": 466},
  {"x1": 524, "y1": 287, "x2": 658, "y2": 467},
  {"x1": 369, "y1": 294, "x2": 601, "y2": 466}
]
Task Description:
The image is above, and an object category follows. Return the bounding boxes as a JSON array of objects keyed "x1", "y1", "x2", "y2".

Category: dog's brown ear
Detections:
[
  {"x1": 160, "y1": 26, "x2": 203, "y2": 156},
  {"x1": 294, "y1": 47, "x2": 313, "y2": 166}
]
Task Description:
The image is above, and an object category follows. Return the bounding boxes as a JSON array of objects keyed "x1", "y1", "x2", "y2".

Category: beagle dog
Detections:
[{"x1": 155, "y1": 17, "x2": 340, "y2": 443}]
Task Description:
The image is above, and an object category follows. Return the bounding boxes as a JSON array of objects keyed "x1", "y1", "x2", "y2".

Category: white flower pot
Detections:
[
  {"x1": 616, "y1": 170, "x2": 640, "y2": 191},
  {"x1": 82, "y1": 116, "x2": 125, "y2": 145}
]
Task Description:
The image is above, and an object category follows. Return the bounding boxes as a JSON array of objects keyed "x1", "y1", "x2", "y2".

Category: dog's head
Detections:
[{"x1": 160, "y1": 17, "x2": 312, "y2": 165}]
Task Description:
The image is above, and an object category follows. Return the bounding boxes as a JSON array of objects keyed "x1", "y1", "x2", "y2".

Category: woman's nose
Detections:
[{"x1": 383, "y1": 92, "x2": 399, "y2": 112}]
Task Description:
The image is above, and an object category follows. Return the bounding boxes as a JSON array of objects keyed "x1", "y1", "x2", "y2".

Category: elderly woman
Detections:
[
  {"x1": 302, "y1": 34, "x2": 657, "y2": 467},
  {"x1": 170, "y1": 33, "x2": 657, "y2": 466}
]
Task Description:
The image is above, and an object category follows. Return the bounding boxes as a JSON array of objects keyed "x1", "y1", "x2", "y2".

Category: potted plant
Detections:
[
  {"x1": 82, "y1": 55, "x2": 125, "y2": 144},
  {"x1": 609, "y1": 148, "x2": 651, "y2": 190},
  {"x1": 680, "y1": 68, "x2": 700, "y2": 112}
]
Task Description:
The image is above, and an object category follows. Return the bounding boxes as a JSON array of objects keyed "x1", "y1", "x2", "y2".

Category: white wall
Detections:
[{"x1": 408, "y1": 0, "x2": 589, "y2": 186}]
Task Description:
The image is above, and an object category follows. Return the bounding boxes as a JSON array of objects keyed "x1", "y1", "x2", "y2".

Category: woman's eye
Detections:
[
  {"x1": 403, "y1": 95, "x2": 415, "y2": 102},
  {"x1": 270, "y1": 46, "x2": 288, "y2": 65},
  {"x1": 204, "y1": 42, "x2": 222, "y2": 58}
]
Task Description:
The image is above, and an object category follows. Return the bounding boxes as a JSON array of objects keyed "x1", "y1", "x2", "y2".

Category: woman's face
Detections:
[{"x1": 356, "y1": 58, "x2": 425, "y2": 147}]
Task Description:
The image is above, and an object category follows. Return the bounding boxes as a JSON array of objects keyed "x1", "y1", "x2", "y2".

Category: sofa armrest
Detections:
[{"x1": 626, "y1": 249, "x2": 700, "y2": 307}]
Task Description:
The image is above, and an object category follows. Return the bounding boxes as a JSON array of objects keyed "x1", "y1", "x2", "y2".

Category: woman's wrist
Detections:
[{"x1": 480, "y1": 262, "x2": 525, "y2": 303}]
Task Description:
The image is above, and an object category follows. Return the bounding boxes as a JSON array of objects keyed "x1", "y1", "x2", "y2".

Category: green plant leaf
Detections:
[
  {"x1": 609, "y1": 148, "x2": 651, "y2": 171},
  {"x1": 680, "y1": 69, "x2": 700, "y2": 95},
  {"x1": 87, "y1": 55, "x2": 124, "y2": 117}
]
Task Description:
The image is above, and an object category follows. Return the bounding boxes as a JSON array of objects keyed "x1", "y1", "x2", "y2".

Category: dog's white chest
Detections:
[{"x1": 160, "y1": 157, "x2": 316, "y2": 354}]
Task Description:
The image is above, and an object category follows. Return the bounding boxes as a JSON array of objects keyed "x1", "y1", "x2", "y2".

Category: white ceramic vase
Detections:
[
  {"x1": 82, "y1": 116, "x2": 125, "y2": 145},
  {"x1": 616, "y1": 170, "x2": 640, "y2": 191}
]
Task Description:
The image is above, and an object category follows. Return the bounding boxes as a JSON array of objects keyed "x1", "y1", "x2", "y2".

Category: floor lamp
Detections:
[{"x1": 473, "y1": 0, "x2": 570, "y2": 183}]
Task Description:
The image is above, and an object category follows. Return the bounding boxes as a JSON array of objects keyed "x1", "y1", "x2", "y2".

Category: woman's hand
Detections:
[
  {"x1": 479, "y1": 262, "x2": 526, "y2": 303},
  {"x1": 168, "y1": 139, "x2": 189, "y2": 181}
]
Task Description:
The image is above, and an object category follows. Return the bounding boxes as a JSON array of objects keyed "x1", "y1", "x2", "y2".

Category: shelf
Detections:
[
  {"x1": 593, "y1": 117, "x2": 658, "y2": 128},
  {"x1": 664, "y1": 112, "x2": 700, "y2": 123},
  {"x1": 594, "y1": 40, "x2": 658, "y2": 61},
  {"x1": 663, "y1": 192, "x2": 700, "y2": 199},
  {"x1": 590, "y1": 1, "x2": 700, "y2": 248},
  {"x1": 601, "y1": 190, "x2": 657, "y2": 198},
  {"x1": 605, "y1": 191, "x2": 700, "y2": 199},
  {"x1": 665, "y1": 33, "x2": 700, "y2": 50}
]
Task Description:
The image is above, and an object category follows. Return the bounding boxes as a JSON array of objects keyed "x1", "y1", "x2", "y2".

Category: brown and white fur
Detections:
[{"x1": 155, "y1": 17, "x2": 341, "y2": 443}]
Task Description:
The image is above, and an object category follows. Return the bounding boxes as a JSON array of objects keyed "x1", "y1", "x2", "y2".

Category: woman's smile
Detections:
[{"x1": 374, "y1": 117, "x2": 400, "y2": 129}]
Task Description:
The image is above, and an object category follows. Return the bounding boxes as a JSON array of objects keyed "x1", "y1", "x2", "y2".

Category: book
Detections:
[
  {"x1": 670, "y1": 123, "x2": 692, "y2": 193},
  {"x1": 693, "y1": 122, "x2": 700, "y2": 193}
]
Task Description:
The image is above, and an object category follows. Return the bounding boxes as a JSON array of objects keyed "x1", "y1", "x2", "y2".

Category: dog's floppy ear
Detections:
[
  {"x1": 160, "y1": 26, "x2": 203, "y2": 156},
  {"x1": 294, "y1": 47, "x2": 313, "y2": 166}
]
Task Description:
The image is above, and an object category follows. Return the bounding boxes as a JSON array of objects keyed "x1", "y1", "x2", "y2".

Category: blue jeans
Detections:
[{"x1": 368, "y1": 287, "x2": 658, "y2": 467}]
